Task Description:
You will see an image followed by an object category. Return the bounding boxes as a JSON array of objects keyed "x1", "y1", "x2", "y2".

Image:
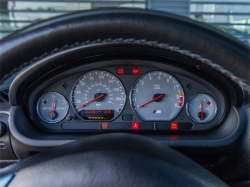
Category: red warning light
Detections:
[
  {"x1": 207, "y1": 101, "x2": 211, "y2": 105},
  {"x1": 117, "y1": 68, "x2": 124, "y2": 75},
  {"x1": 43, "y1": 100, "x2": 47, "y2": 104},
  {"x1": 132, "y1": 122, "x2": 139, "y2": 130},
  {"x1": 132, "y1": 68, "x2": 139, "y2": 75},
  {"x1": 171, "y1": 122, "x2": 178, "y2": 130}
]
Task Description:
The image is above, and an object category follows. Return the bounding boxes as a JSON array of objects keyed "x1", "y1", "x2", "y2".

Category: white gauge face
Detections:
[
  {"x1": 36, "y1": 92, "x2": 69, "y2": 123},
  {"x1": 186, "y1": 94, "x2": 217, "y2": 123},
  {"x1": 130, "y1": 71, "x2": 184, "y2": 121},
  {"x1": 71, "y1": 70, "x2": 126, "y2": 121}
]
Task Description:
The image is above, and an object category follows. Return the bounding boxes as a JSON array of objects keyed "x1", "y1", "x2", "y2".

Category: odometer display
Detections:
[
  {"x1": 71, "y1": 70, "x2": 126, "y2": 121},
  {"x1": 130, "y1": 71, "x2": 184, "y2": 121},
  {"x1": 82, "y1": 110, "x2": 114, "y2": 120}
]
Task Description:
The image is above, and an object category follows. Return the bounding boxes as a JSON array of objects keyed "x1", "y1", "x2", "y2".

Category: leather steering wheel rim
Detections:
[
  {"x1": 0, "y1": 8, "x2": 249, "y2": 93},
  {"x1": 1, "y1": 133, "x2": 228, "y2": 187}
]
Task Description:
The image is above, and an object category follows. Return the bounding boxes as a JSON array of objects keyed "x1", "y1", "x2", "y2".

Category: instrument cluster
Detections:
[{"x1": 28, "y1": 61, "x2": 227, "y2": 133}]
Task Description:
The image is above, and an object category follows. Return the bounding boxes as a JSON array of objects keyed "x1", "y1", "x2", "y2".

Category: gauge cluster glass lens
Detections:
[
  {"x1": 130, "y1": 71, "x2": 184, "y2": 121},
  {"x1": 186, "y1": 94, "x2": 217, "y2": 123},
  {"x1": 71, "y1": 70, "x2": 126, "y2": 121},
  {"x1": 36, "y1": 92, "x2": 69, "y2": 123}
]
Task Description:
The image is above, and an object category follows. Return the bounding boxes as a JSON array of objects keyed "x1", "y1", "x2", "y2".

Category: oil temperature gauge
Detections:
[
  {"x1": 36, "y1": 92, "x2": 69, "y2": 123},
  {"x1": 186, "y1": 94, "x2": 217, "y2": 123}
]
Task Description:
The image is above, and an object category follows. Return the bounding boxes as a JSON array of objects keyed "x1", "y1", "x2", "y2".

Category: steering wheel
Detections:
[{"x1": 0, "y1": 8, "x2": 249, "y2": 186}]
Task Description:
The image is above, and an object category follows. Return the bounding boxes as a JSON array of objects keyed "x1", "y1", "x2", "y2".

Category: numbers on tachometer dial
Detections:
[
  {"x1": 130, "y1": 71, "x2": 184, "y2": 121},
  {"x1": 71, "y1": 70, "x2": 126, "y2": 121}
]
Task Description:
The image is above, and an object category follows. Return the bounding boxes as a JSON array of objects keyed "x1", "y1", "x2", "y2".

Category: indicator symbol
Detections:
[
  {"x1": 62, "y1": 83, "x2": 68, "y2": 89},
  {"x1": 101, "y1": 123, "x2": 108, "y2": 129},
  {"x1": 132, "y1": 68, "x2": 139, "y2": 75},
  {"x1": 171, "y1": 122, "x2": 178, "y2": 130},
  {"x1": 117, "y1": 68, "x2": 124, "y2": 75},
  {"x1": 43, "y1": 100, "x2": 47, "y2": 104},
  {"x1": 190, "y1": 101, "x2": 194, "y2": 106},
  {"x1": 132, "y1": 122, "x2": 139, "y2": 130},
  {"x1": 186, "y1": 84, "x2": 192, "y2": 89},
  {"x1": 207, "y1": 101, "x2": 211, "y2": 105}
]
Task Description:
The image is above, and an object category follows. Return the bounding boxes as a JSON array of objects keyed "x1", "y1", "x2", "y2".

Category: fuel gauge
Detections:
[
  {"x1": 186, "y1": 94, "x2": 217, "y2": 123},
  {"x1": 36, "y1": 92, "x2": 69, "y2": 123}
]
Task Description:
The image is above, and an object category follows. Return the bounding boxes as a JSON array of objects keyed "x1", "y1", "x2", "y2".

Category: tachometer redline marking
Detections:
[
  {"x1": 76, "y1": 94, "x2": 105, "y2": 109},
  {"x1": 135, "y1": 94, "x2": 164, "y2": 110}
]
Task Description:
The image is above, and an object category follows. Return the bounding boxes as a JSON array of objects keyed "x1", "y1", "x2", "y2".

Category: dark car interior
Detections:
[{"x1": 0, "y1": 8, "x2": 249, "y2": 187}]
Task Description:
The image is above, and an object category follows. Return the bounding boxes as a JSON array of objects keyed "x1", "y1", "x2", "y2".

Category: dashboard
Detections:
[
  {"x1": 1, "y1": 9, "x2": 248, "y2": 185},
  {"x1": 26, "y1": 60, "x2": 228, "y2": 133}
]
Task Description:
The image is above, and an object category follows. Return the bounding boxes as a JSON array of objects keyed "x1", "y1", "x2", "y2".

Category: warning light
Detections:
[
  {"x1": 117, "y1": 68, "x2": 124, "y2": 75},
  {"x1": 101, "y1": 123, "x2": 108, "y2": 129},
  {"x1": 132, "y1": 122, "x2": 139, "y2": 130},
  {"x1": 43, "y1": 100, "x2": 47, "y2": 104},
  {"x1": 62, "y1": 83, "x2": 68, "y2": 89},
  {"x1": 207, "y1": 101, "x2": 211, "y2": 105},
  {"x1": 186, "y1": 84, "x2": 192, "y2": 89},
  {"x1": 132, "y1": 68, "x2": 139, "y2": 75},
  {"x1": 171, "y1": 122, "x2": 178, "y2": 130}
]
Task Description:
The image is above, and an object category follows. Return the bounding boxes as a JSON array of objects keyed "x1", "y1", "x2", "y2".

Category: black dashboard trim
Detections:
[{"x1": 9, "y1": 44, "x2": 243, "y2": 107}]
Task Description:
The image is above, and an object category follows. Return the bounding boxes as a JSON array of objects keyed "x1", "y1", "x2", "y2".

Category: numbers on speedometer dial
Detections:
[
  {"x1": 71, "y1": 70, "x2": 126, "y2": 121},
  {"x1": 130, "y1": 71, "x2": 184, "y2": 121}
]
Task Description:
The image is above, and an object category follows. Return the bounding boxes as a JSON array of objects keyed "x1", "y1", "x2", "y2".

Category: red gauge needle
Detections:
[
  {"x1": 135, "y1": 94, "x2": 164, "y2": 110},
  {"x1": 201, "y1": 100, "x2": 203, "y2": 121},
  {"x1": 51, "y1": 100, "x2": 55, "y2": 120},
  {"x1": 76, "y1": 94, "x2": 105, "y2": 109}
]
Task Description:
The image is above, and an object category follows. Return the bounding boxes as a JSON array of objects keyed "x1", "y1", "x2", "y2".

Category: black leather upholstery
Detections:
[
  {"x1": 3, "y1": 133, "x2": 228, "y2": 187},
  {"x1": 0, "y1": 8, "x2": 249, "y2": 91}
]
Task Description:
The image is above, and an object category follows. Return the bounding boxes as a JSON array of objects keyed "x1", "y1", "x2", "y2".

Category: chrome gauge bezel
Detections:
[
  {"x1": 129, "y1": 71, "x2": 185, "y2": 121},
  {"x1": 70, "y1": 70, "x2": 126, "y2": 121},
  {"x1": 36, "y1": 92, "x2": 69, "y2": 123},
  {"x1": 186, "y1": 93, "x2": 218, "y2": 124}
]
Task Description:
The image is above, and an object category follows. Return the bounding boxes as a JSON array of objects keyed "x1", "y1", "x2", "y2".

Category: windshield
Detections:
[{"x1": 0, "y1": 0, "x2": 249, "y2": 45}]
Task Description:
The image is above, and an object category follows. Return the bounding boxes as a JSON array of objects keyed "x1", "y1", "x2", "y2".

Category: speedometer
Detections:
[
  {"x1": 71, "y1": 70, "x2": 126, "y2": 121},
  {"x1": 130, "y1": 71, "x2": 184, "y2": 121}
]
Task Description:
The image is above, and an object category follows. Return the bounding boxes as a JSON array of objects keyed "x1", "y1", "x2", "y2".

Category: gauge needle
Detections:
[
  {"x1": 51, "y1": 100, "x2": 55, "y2": 120},
  {"x1": 76, "y1": 94, "x2": 105, "y2": 109},
  {"x1": 135, "y1": 94, "x2": 164, "y2": 110},
  {"x1": 201, "y1": 100, "x2": 203, "y2": 121}
]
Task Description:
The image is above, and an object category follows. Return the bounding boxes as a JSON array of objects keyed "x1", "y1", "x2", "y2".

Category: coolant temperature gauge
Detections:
[
  {"x1": 36, "y1": 92, "x2": 69, "y2": 123},
  {"x1": 186, "y1": 94, "x2": 217, "y2": 123}
]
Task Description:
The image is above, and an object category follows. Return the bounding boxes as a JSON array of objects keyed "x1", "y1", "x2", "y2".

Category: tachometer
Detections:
[
  {"x1": 130, "y1": 71, "x2": 184, "y2": 121},
  {"x1": 71, "y1": 70, "x2": 126, "y2": 121}
]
